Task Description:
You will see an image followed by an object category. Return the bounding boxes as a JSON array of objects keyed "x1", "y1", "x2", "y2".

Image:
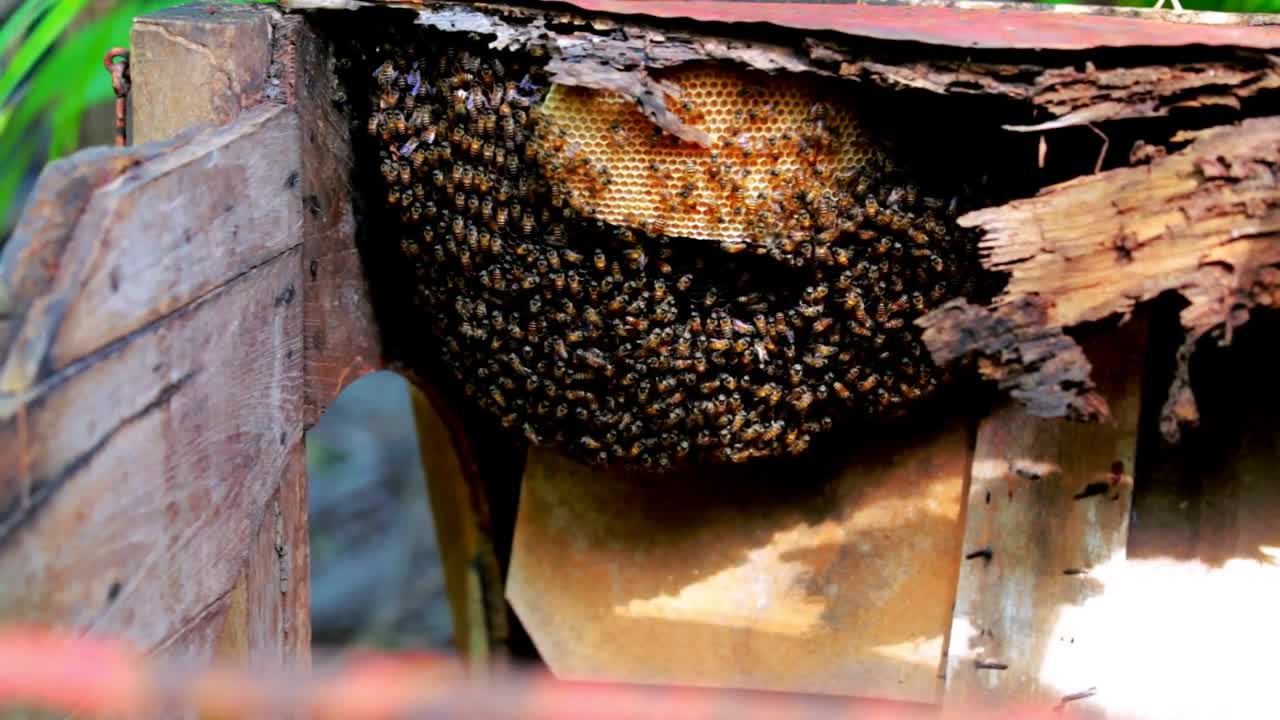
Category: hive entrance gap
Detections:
[{"x1": 306, "y1": 371, "x2": 454, "y2": 650}]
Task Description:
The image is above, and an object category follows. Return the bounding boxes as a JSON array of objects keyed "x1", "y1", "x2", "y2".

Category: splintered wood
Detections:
[{"x1": 921, "y1": 117, "x2": 1280, "y2": 437}]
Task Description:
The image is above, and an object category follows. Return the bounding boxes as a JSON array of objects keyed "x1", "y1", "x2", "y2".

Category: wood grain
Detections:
[
  {"x1": 277, "y1": 14, "x2": 384, "y2": 427},
  {"x1": 0, "y1": 247, "x2": 302, "y2": 651},
  {"x1": 942, "y1": 321, "x2": 1148, "y2": 716},
  {"x1": 0, "y1": 105, "x2": 301, "y2": 524},
  {"x1": 409, "y1": 383, "x2": 507, "y2": 665},
  {"x1": 130, "y1": 2, "x2": 277, "y2": 143},
  {"x1": 0, "y1": 142, "x2": 174, "y2": 391},
  {"x1": 922, "y1": 117, "x2": 1280, "y2": 437},
  {"x1": 0, "y1": 65, "x2": 311, "y2": 670},
  {"x1": 508, "y1": 411, "x2": 973, "y2": 702},
  {"x1": 52, "y1": 104, "x2": 301, "y2": 370}
]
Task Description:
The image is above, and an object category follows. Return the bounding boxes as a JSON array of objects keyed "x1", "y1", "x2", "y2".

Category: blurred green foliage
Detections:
[
  {"x1": 2, "y1": 0, "x2": 1280, "y2": 237},
  {"x1": 1, "y1": 0, "x2": 188, "y2": 234}
]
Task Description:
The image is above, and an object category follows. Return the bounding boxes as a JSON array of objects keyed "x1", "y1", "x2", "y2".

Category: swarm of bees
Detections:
[{"x1": 340, "y1": 31, "x2": 979, "y2": 470}]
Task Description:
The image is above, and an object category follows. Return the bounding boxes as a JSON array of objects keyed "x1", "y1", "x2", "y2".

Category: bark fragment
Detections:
[{"x1": 919, "y1": 117, "x2": 1280, "y2": 439}]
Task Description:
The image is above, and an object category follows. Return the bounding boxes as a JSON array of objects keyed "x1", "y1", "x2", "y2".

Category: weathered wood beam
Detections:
[
  {"x1": 302, "y1": 1, "x2": 1280, "y2": 133},
  {"x1": 921, "y1": 116, "x2": 1280, "y2": 438},
  {"x1": 943, "y1": 322, "x2": 1146, "y2": 715}
]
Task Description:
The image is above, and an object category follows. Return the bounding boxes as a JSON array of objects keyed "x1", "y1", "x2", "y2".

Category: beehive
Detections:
[
  {"x1": 535, "y1": 64, "x2": 885, "y2": 244},
  {"x1": 336, "y1": 29, "x2": 979, "y2": 470}
]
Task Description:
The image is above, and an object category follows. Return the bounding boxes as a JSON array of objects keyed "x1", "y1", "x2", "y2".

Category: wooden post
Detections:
[
  {"x1": 0, "y1": 2, "x2": 384, "y2": 670},
  {"x1": 130, "y1": 3, "x2": 275, "y2": 144},
  {"x1": 942, "y1": 319, "x2": 1149, "y2": 716}
]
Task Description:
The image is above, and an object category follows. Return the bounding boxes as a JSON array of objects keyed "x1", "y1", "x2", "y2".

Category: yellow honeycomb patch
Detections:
[{"x1": 534, "y1": 64, "x2": 885, "y2": 243}]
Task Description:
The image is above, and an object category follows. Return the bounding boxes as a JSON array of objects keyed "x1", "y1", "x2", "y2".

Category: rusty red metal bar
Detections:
[
  {"x1": 0, "y1": 626, "x2": 1057, "y2": 719},
  {"x1": 103, "y1": 47, "x2": 130, "y2": 147},
  {"x1": 539, "y1": 0, "x2": 1280, "y2": 50}
]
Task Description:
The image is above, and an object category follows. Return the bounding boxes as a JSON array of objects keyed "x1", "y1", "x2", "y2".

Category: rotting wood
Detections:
[
  {"x1": 943, "y1": 321, "x2": 1146, "y2": 716},
  {"x1": 507, "y1": 412, "x2": 973, "y2": 703},
  {"x1": 920, "y1": 116, "x2": 1280, "y2": 439},
  {"x1": 837, "y1": 56, "x2": 1280, "y2": 132},
  {"x1": 917, "y1": 297, "x2": 1107, "y2": 422},
  {"x1": 287, "y1": 0, "x2": 1280, "y2": 133}
]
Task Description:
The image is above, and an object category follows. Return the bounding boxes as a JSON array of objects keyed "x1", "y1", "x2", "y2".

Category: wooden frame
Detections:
[{"x1": 3, "y1": 2, "x2": 1280, "y2": 717}]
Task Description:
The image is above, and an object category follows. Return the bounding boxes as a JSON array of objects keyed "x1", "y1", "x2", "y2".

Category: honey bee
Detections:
[
  {"x1": 760, "y1": 422, "x2": 783, "y2": 442},
  {"x1": 857, "y1": 373, "x2": 880, "y2": 393}
]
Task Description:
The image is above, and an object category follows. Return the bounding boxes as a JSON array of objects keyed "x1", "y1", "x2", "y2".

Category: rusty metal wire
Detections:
[{"x1": 103, "y1": 48, "x2": 130, "y2": 147}]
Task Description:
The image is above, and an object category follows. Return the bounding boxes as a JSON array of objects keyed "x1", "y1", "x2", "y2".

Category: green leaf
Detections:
[
  {"x1": 0, "y1": 141, "x2": 37, "y2": 235},
  {"x1": 0, "y1": 0, "x2": 96, "y2": 106},
  {"x1": 0, "y1": 6, "x2": 135, "y2": 159},
  {"x1": 0, "y1": 0, "x2": 57, "y2": 58}
]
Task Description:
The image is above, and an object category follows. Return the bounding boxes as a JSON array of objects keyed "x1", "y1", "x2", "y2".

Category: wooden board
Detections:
[
  {"x1": 410, "y1": 383, "x2": 508, "y2": 669},
  {"x1": 0, "y1": 1, "x2": 325, "y2": 666},
  {"x1": 942, "y1": 320, "x2": 1149, "y2": 716},
  {"x1": 0, "y1": 109, "x2": 303, "y2": 654},
  {"x1": 508, "y1": 410, "x2": 973, "y2": 703}
]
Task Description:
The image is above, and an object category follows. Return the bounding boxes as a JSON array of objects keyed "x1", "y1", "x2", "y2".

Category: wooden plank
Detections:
[
  {"x1": 0, "y1": 101, "x2": 308, "y2": 668},
  {"x1": 1099, "y1": 316, "x2": 1280, "y2": 719},
  {"x1": 0, "y1": 246, "x2": 302, "y2": 651},
  {"x1": 0, "y1": 142, "x2": 174, "y2": 389},
  {"x1": 507, "y1": 410, "x2": 973, "y2": 703},
  {"x1": 130, "y1": 2, "x2": 276, "y2": 144},
  {"x1": 0, "y1": 105, "x2": 300, "y2": 520},
  {"x1": 409, "y1": 383, "x2": 507, "y2": 668},
  {"x1": 54, "y1": 104, "x2": 300, "y2": 371},
  {"x1": 217, "y1": 443, "x2": 310, "y2": 672},
  {"x1": 942, "y1": 319, "x2": 1148, "y2": 716},
  {"x1": 275, "y1": 14, "x2": 383, "y2": 427}
]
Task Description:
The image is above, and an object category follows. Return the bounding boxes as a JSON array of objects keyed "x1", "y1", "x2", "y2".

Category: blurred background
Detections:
[{"x1": 1, "y1": 0, "x2": 1277, "y2": 653}]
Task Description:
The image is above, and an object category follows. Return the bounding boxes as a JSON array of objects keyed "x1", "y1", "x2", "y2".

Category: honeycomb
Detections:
[
  {"x1": 336, "y1": 27, "x2": 980, "y2": 471},
  {"x1": 535, "y1": 65, "x2": 886, "y2": 244}
]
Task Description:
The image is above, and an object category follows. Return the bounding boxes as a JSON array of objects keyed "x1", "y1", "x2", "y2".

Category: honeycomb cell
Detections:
[{"x1": 533, "y1": 64, "x2": 885, "y2": 244}]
